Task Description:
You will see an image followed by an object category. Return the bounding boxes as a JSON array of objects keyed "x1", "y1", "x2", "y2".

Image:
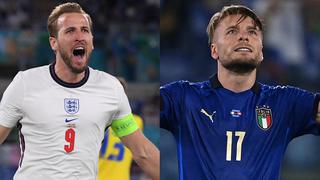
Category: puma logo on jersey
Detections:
[{"x1": 200, "y1": 109, "x2": 216, "y2": 123}]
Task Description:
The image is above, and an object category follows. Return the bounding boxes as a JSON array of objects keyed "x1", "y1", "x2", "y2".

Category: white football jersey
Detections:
[{"x1": 0, "y1": 63, "x2": 132, "y2": 180}]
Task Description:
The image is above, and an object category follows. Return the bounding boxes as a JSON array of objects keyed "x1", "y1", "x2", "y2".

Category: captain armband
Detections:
[{"x1": 111, "y1": 113, "x2": 138, "y2": 137}]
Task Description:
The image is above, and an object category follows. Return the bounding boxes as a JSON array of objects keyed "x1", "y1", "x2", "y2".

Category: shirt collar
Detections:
[
  {"x1": 49, "y1": 61, "x2": 89, "y2": 88},
  {"x1": 209, "y1": 74, "x2": 261, "y2": 94}
]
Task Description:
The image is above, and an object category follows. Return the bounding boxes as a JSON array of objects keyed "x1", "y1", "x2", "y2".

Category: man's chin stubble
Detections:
[{"x1": 223, "y1": 60, "x2": 260, "y2": 75}]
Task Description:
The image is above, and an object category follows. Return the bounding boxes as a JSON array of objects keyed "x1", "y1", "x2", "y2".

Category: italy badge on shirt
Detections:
[{"x1": 256, "y1": 107, "x2": 272, "y2": 130}]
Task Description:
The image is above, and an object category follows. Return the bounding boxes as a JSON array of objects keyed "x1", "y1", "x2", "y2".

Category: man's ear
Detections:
[
  {"x1": 211, "y1": 43, "x2": 219, "y2": 60},
  {"x1": 259, "y1": 46, "x2": 264, "y2": 62},
  {"x1": 49, "y1": 36, "x2": 57, "y2": 51},
  {"x1": 92, "y1": 35, "x2": 94, "y2": 50},
  {"x1": 260, "y1": 53, "x2": 264, "y2": 62}
]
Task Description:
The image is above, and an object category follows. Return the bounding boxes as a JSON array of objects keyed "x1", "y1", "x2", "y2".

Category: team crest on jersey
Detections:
[
  {"x1": 256, "y1": 107, "x2": 272, "y2": 130},
  {"x1": 64, "y1": 98, "x2": 79, "y2": 114}
]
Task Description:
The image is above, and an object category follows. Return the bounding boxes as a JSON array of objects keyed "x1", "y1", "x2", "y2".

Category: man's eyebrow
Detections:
[
  {"x1": 224, "y1": 25, "x2": 260, "y2": 32},
  {"x1": 81, "y1": 26, "x2": 90, "y2": 30},
  {"x1": 225, "y1": 25, "x2": 238, "y2": 30},
  {"x1": 64, "y1": 26, "x2": 90, "y2": 31},
  {"x1": 247, "y1": 25, "x2": 261, "y2": 31},
  {"x1": 64, "y1": 26, "x2": 76, "y2": 31}
]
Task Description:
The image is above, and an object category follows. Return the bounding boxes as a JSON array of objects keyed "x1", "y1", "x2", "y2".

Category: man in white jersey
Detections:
[{"x1": 0, "y1": 2, "x2": 159, "y2": 180}]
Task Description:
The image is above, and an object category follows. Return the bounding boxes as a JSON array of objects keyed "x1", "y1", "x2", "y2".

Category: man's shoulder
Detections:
[
  {"x1": 18, "y1": 64, "x2": 50, "y2": 78},
  {"x1": 88, "y1": 67, "x2": 119, "y2": 84},
  {"x1": 260, "y1": 83, "x2": 311, "y2": 96},
  {"x1": 161, "y1": 80, "x2": 209, "y2": 91},
  {"x1": 160, "y1": 80, "x2": 210, "y2": 101}
]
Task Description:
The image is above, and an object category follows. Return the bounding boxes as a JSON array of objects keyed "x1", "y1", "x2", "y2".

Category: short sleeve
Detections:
[
  {"x1": 288, "y1": 88, "x2": 320, "y2": 137},
  {"x1": 110, "y1": 78, "x2": 135, "y2": 136},
  {"x1": 0, "y1": 72, "x2": 24, "y2": 128},
  {"x1": 160, "y1": 82, "x2": 183, "y2": 133},
  {"x1": 160, "y1": 86, "x2": 173, "y2": 131},
  {"x1": 112, "y1": 80, "x2": 132, "y2": 119}
]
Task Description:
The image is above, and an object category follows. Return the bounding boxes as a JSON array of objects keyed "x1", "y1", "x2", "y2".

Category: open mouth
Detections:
[
  {"x1": 234, "y1": 47, "x2": 252, "y2": 52},
  {"x1": 73, "y1": 47, "x2": 85, "y2": 57}
]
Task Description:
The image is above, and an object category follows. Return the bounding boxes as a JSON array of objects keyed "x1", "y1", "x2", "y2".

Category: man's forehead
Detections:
[
  {"x1": 57, "y1": 13, "x2": 89, "y2": 28},
  {"x1": 219, "y1": 14, "x2": 257, "y2": 29}
]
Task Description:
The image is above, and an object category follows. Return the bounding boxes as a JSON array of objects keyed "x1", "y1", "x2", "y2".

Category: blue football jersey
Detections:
[{"x1": 160, "y1": 75, "x2": 320, "y2": 180}]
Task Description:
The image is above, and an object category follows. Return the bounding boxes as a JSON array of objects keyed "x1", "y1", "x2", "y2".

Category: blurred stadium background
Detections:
[
  {"x1": 0, "y1": 0, "x2": 159, "y2": 179},
  {"x1": 161, "y1": 0, "x2": 320, "y2": 180}
]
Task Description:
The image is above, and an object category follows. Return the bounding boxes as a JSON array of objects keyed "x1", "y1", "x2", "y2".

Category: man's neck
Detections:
[
  {"x1": 217, "y1": 68, "x2": 256, "y2": 93},
  {"x1": 54, "y1": 59, "x2": 85, "y2": 83}
]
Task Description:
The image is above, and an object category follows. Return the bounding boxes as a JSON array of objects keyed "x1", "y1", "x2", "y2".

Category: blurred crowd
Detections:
[
  {"x1": 161, "y1": 0, "x2": 320, "y2": 179},
  {"x1": 0, "y1": 0, "x2": 159, "y2": 82}
]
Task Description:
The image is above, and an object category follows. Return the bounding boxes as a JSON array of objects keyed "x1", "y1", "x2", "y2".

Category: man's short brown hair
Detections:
[
  {"x1": 47, "y1": 2, "x2": 93, "y2": 37},
  {"x1": 206, "y1": 5, "x2": 263, "y2": 45}
]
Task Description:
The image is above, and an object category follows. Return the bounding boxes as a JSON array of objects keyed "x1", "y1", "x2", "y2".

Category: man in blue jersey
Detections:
[{"x1": 160, "y1": 5, "x2": 320, "y2": 180}]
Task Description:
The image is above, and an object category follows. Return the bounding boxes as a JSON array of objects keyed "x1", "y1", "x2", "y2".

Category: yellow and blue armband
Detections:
[{"x1": 111, "y1": 113, "x2": 139, "y2": 137}]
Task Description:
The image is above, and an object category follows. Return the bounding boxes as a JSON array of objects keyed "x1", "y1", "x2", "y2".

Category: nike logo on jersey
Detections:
[
  {"x1": 200, "y1": 109, "x2": 216, "y2": 123},
  {"x1": 65, "y1": 118, "x2": 78, "y2": 123}
]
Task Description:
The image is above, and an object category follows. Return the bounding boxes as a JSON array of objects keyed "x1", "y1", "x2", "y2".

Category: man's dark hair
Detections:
[
  {"x1": 47, "y1": 2, "x2": 93, "y2": 37},
  {"x1": 206, "y1": 5, "x2": 263, "y2": 45}
]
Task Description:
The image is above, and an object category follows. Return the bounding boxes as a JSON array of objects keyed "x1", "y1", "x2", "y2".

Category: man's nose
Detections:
[
  {"x1": 238, "y1": 32, "x2": 249, "y2": 42},
  {"x1": 75, "y1": 30, "x2": 84, "y2": 41}
]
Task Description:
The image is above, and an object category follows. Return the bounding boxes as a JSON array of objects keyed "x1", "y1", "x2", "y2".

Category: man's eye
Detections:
[
  {"x1": 66, "y1": 29, "x2": 74, "y2": 33},
  {"x1": 227, "y1": 29, "x2": 236, "y2": 35},
  {"x1": 249, "y1": 30, "x2": 257, "y2": 35}
]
